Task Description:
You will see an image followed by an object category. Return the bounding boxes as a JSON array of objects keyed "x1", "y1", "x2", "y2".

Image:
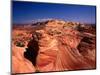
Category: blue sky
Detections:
[{"x1": 12, "y1": 1, "x2": 96, "y2": 24}]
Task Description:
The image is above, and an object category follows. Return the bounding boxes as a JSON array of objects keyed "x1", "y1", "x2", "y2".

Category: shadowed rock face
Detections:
[
  {"x1": 12, "y1": 19, "x2": 96, "y2": 73},
  {"x1": 24, "y1": 33, "x2": 39, "y2": 66}
]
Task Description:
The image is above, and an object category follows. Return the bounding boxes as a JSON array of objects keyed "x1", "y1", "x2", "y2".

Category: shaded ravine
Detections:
[{"x1": 24, "y1": 36, "x2": 39, "y2": 66}]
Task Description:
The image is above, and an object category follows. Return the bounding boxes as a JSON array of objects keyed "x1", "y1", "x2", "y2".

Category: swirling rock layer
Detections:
[{"x1": 12, "y1": 19, "x2": 96, "y2": 73}]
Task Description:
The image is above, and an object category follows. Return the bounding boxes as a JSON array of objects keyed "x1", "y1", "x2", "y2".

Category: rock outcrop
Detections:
[
  {"x1": 12, "y1": 45, "x2": 36, "y2": 74},
  {"x1": 12, "y1": 19, "x2": 96, "y2": 73},
  {"x1": 35, "y1": 20, "x2": 95, "y2": 72}
]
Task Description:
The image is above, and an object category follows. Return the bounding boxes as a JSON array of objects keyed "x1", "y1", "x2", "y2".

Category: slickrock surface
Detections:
[
  {"x1": 12, "y1": 45, "x2": 36, "y2": 73},
  {"x1": 12, "y1": 19, "x2": 96, "y2": 73}
]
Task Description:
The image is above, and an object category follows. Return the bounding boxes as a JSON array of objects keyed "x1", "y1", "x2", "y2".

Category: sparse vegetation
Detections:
[{"x1": 16, "y1": 41, "x2": 25, "y2": 47}]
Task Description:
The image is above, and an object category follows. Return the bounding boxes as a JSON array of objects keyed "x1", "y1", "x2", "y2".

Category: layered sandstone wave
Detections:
[
  {"x1": 12, "y1": 45, "x2": 36, "y2": 73},
  {"x1": 12, "y1": 19, "x2": 96, "y2": 73}
]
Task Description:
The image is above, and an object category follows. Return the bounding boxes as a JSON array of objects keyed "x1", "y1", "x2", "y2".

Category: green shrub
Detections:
[{"x1": 16, "y1": 41, "x2": 25, "y2": 47}]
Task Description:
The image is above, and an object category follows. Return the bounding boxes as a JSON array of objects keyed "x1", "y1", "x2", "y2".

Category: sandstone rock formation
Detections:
[
  {"x1": 12, "y1": 45, "x2": 36, "y2": 74},
  {"x1": 12, "y1": 19, "x2": 96, "y2": 74},
  {"x1": 35, "y1": 20, "x2": 96, "y2": 72}
]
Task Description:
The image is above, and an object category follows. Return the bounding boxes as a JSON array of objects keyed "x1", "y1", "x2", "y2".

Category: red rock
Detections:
[
  {"x1": 12, "y1": 19, "x2": 96, "y2": 73},
  {"x1": 12, "y1": 46, "x2": 35, "y2": 74}
]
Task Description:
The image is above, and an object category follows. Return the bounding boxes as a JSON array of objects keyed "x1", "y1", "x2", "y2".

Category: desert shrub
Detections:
[
  {"x1": 47, "y1": 29, "x2": 62, "y2": 36},
  {"x1": 16, "y1": 41, "x2": 25, "y2": 47},
  {"x1": 35, "y1": 69, "x2": 40, "y2": 73},
  {"x1": 17, "y1": 33, "x2": 24, "y2": 37}
]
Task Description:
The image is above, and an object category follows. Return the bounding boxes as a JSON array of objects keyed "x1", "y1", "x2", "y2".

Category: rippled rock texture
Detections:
[{"x1": 12, "y1": 19, "x2": 96, "y2": 74}]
